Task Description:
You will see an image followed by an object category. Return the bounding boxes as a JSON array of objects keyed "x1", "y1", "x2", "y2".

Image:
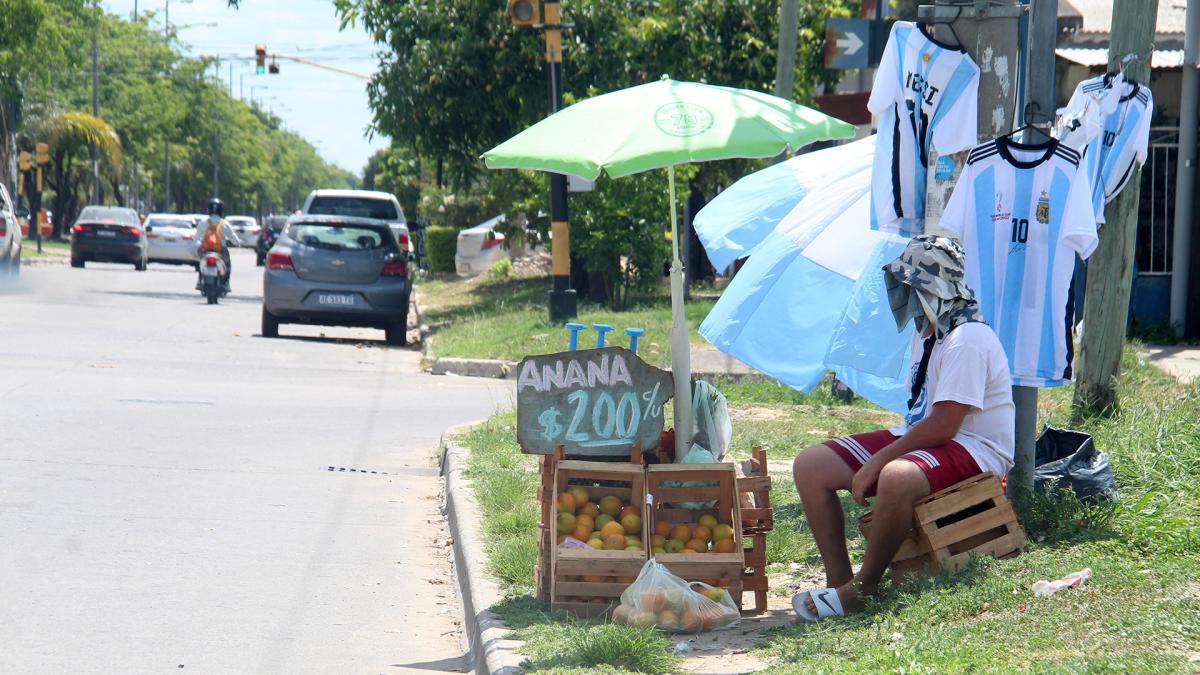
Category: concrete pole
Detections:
[
  {"x1": 1170, "y1": 0, "x2": 1199, "y2": 335},
  {"x1": 774, "y1": 0, "x2": 799, "y2": 101},
  {"x1": 1073, "y1": 0, "x2": 1158, "y2": 416},
  {"x1": 91, "y1": 23, "x2": 101, "y2": 204}
]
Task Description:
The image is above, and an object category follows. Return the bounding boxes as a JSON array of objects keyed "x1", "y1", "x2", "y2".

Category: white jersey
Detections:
[
  {"x1": 1057, "y1": 74, "x2": 1153, "y2": 223},
  {"x1": 868, "y1": 21, "x2": 980, "y2": 237},
  {"x1": 941, "y1": 137, "x2": 1099, "y2": 387}
]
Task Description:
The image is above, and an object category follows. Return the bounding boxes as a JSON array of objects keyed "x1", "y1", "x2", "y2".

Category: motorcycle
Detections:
[{"x1": 198, "y1": 251, "x2": 229, "y2": 304}]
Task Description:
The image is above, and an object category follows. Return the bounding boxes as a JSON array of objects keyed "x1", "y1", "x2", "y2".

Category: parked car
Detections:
[
  {"x1": 226, "y1": 215, "x2": 260, "y2": 247},
  {"x1": 144, "y1": 213, "x2": 198, "y2": 268},
  {"x1": 455, "y1": 214, "x2": 508, "y2": 277},
  {"x1": 301, "y1": 189, "x2": 411, "y2": 254},
  {"x1": 0, "y1": 182, "x2": 22, "y2": 278},
  {"x1": 256, "y1": 215, "x2": 290, "y2": 266},
  {"x1": 262, "y1": 215, "x2": 411, "y2": 345},
  {"x1": 70, "y1": 205, "x2": 147, "y2": 270}
]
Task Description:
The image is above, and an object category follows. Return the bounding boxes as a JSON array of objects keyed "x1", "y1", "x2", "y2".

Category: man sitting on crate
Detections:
[{"x1": 791, "y1": 235, "x2": 1014, "y2": 621}]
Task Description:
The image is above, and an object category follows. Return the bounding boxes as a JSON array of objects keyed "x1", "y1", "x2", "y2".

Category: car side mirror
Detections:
[{"x1": 145, "y1": 225, "x2": 153, "y2": 232}]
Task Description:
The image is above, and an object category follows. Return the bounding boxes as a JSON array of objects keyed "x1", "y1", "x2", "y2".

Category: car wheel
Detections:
[
  {"x1": 261, "y1": 306, "x2": 280, "y2": 338},
  {"x1": 385, "y1": 317, "x2": 407, "y2": 347},
  {"x1": 71, "y1": 257, "x2": 84, "y2": 268},
  {"x1": 256, "y1": 252, "x2": 264, "y2": 267},
  {"x1": 134, "y1": 256, "x2": 147, "y2": 271}
]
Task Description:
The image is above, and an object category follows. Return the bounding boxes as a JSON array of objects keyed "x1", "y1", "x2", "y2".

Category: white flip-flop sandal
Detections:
[{"x1": 792, "y1": 587, "x2": 845, "y2": 622}]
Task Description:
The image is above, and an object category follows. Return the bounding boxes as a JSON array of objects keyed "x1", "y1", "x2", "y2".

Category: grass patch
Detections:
[
  {"x1": 21, "y1": 239, "x2": 70, "y2": 258},
  {"x1": 455, "y1": 343, "x2": 1200, "y2": 671},
  {"x1": 417, "y1": 274, "x2": 716, "y2": 364}
]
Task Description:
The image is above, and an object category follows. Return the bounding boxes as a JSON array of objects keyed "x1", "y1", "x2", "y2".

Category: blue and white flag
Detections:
[{"x1": 696, "y1": 137, "x2": 913, "y2": 414}]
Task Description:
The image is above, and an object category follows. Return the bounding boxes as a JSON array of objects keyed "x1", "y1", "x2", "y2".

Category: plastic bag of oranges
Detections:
[{"x1": 611, "y1": 559, "x2": 739, "y2": 633}]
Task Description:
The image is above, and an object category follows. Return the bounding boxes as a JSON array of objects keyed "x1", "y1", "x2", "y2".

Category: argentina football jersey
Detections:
[
  {"x1": 1057, "y1": 73, "x2": 1154, "y2": 223},
  {"x1": 867, "y1": 21, "x2": 980, "y2": 236},
  {"x1": 941, "y1": 137, "x2": 1099, "y2": 387}
]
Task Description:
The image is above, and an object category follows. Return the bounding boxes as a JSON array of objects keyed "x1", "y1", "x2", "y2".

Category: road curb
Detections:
[
  {"x1": 440, "y1": 436, "x2": 525, "y2": 675},
  {"x1": 431, "y1": 358, "x2": 516, "y2": 379},
  {"x1": 20, "y1": 255, "x2": 68, "y2": 266}
]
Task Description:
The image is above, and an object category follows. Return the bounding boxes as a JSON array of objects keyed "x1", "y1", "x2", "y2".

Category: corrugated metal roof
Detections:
[
  {"x1": 1063, "y1": 0, "x2": 1187, "y2": 35},
  {"x1": 1056, "y1": 47, "x2": 1185, "y2": 69}
]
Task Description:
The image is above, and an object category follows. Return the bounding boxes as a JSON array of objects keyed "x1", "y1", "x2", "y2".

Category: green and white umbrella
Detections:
[{"x1": 484, "y1": 77, "x2": 855, "y2": 456}]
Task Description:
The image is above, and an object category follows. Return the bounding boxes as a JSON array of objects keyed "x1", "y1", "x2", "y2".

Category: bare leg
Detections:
[{"x1": 792, "y1": 444, "x2": 855, "y2": 588}]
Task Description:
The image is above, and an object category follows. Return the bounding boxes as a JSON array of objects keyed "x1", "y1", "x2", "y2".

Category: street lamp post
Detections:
[{"x1": 543, "y1": 0, "x2": 576, "y2": 322}]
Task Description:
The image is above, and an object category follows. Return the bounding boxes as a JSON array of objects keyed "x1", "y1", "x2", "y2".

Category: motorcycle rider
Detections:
[{"x1": 196, "y1": 198, "x2": 233, "y2": 293}]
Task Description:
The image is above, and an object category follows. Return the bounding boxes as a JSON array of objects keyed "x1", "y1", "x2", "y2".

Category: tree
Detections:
[{"x1": 30, "y1": 111, "x2": 122, "y2": 237}]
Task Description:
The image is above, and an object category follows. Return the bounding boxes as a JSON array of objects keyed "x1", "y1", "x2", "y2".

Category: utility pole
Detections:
[
  {"x1": 544, "y1": 0, "x2": 576, "y2": 321},
  {"x1": 213, "y1": 132, "x2": 220, "y2": 198},
  {"x1": 1170, "y1": 0, "x2": 1199, "y2": 336},
  {"x1": 774, "y1": 0, "x2": 799, "y2": 102},
  {"x1": 91, "y1": 13, "x2": 101, "y2": 204},
  {"x1": 1074, "y1": 0, "x2": 1158, "y2": 415}
]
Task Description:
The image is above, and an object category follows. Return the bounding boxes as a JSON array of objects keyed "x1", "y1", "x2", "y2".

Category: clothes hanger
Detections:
[
  {"x1": 1004, "y1": 103, "x2": 1054, "y2": 144},
  {"x1": 919, "y1": 4, "x2": 965, "y2": 50}
]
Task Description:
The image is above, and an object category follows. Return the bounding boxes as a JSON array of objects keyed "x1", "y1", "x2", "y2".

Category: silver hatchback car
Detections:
[{"x1": 261, "y1": 215, "x2": 410, "y2": 345}]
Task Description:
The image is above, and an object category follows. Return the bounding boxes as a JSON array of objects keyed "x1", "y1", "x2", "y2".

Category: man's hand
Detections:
[{"x1": 851, "y1": 459, "x2": 881, "y2": 506}]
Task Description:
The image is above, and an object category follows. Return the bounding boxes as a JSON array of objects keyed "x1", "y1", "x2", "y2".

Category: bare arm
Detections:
[{"x1": 850, "y1": 400, "x2": 973, "y2": 505}]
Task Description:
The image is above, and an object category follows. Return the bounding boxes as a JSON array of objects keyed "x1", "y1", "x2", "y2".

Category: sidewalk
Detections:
[{"x1": 1145, "y1": 346, "x2": 1200, "y2": 384}]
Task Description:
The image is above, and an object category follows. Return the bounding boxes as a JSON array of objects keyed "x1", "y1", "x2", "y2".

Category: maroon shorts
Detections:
[{"x1": 822, "y1": 430, "x2": 983, "y2": 496}]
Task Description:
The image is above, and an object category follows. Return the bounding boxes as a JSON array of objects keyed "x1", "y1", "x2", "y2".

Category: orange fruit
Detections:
[
  {"x1": 587, "y1": 538, "x2": 604, "y2": 550},
  {"x1": 615, "y1": 576, "x2": 635, "y2": 584},
  {"x1": 680, "y1": 548, "x2": 698, "y2": 555},
  {"x1": 680, "y1": 609, "x2": 703, "y2": 633},
  {"x1": 612, "y1": 604, "x2": 631, "y2": 625},
  {"x1": 572, "y1": 524, "x2": 592, "y2": 541},
  {"x1": 582, "y1": 574, "x2": 606, "y2": 583},
  {"x1": 692, "y1": 525, "x2": 712, "y2": 543},
  {"x1": 716, "y1": 578, "x2": 730, "y2": 587},
  {"x1": 580, "y1": 502, "x2": 601, "y2": 519},
  {"x1": 698, "y1": 514, "x2": 718, "y2": 530},
  {"x1": 620, "y1": 514, "x2": 642, "y2": 535},
  {"x1": 670, "y1": 524, "x2": 691, "y2": 542},
  {"x1": 600, "y1": 521, "x2": 625, "y2": 539},
  {"x1": 641, "y1": 590, "x2": 667, "y2": 612},
  {"x1": 656, "y1": 609, "x2": 680, "y2": 630},
  {"x1": 632, "y1": 610, "x2": 657, "y2": 629},
  {"x1": 685, "y1": 538, "x2": 707, "y2": 552},
  {"x1": 653, "y1": 521, "x2": 673, "y2": 537},
  {"x1": 650, "y1": 535, "x2": 667, "y2": 549},
  {"x1": 567, "y1": 485, "x2": 590, "y2": 505},
  {"x1": 575, "y1": 514, "x2": 595, "y2": 532},
  {"x1": 557, "y1": 492, "x2": 577, "y2": 514},
  {"x1": 598, "y1": 495, "x2": 622, "y2": 517},
  {"x1": 595, "y1": 514, "x2": 615, "y2": 530},
  {"x1": 619, "y1": 505, "x2": 640, "y2": 519},
  {"x1": 664, "y1": 538, "x2": 685, "y2": 553},
  {"x1": 712, "y1": 524, "x2": 735, "y2": 542},
  {"x1": 556, "y1": 512, "x2": 576, "y2": 533},
  {"x1": 603, "y1": 533, "x2": 626, "y2": 550},
  {"x1": 713, "y1": 538, "x2": 737, "y2": 553}
]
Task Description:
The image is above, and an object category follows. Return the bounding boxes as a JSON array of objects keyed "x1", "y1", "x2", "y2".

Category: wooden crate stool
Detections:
[
  {"x1": 859, "y1": 472, "x2": 1026, "y2": 579},
  {"x1": 737, "y1": 446, "x2": 774, "y2": 615}
]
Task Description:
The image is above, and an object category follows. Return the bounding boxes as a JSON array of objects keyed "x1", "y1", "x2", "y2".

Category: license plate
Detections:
[
  {"x1": 97, "y1": 230, "x2": 116, "y2": 237},
  {"x1": 317, "y1": 293, "x2": 355, "y2": 306}
]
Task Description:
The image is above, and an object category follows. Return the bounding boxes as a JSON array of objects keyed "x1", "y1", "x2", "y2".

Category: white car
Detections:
[
  {"x1": 302, "y1": 189, "x2": 411, "y2": 253},
  {"x1": 455, "y1": 214, "x2": 509, "y2": 277},
  {"x1": 0, "y1": 183, "x2": 21, "y2": 278},
  {"x1": 226, "y1": 216, "x2": 261, "y2": 247},
  {"x1": 144, "y1": 214, "x2": 198, "y2": 267}
]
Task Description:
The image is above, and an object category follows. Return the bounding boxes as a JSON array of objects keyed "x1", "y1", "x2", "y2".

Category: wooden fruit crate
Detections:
[
  {"x1": 549, "y1": 459, "x2": 648, "y2": 617},
  {"x1": 645, "y1": 463, "x2": 744, "y2": 608},
  {"x1": 738, "y1": 446, "x2": 774, "y2": 615},
  {"x1": 859, "y1": 472, "x2": 1027, "y2": 579}
]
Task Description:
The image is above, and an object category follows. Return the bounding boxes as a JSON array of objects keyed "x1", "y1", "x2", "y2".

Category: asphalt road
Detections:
[{"x1": 0, "y1": 249, "x2": 514, "y2": 673}]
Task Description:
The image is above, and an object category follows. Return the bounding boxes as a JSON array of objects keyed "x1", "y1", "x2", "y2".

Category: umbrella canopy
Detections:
[
  {"x1": 483, "y1": 77, "x2": 854, "y2": 456},
  {"x1": 484, "y1": 78, "x2": 854, "y2": 181},
  {"x1": 694, "y1": 138, "x2": 914, "y2": 413}
]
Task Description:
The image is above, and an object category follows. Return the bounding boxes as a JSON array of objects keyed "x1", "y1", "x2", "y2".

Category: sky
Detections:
[{"x1": 102, "y1": 0, "x2": 389, "y2": 176}]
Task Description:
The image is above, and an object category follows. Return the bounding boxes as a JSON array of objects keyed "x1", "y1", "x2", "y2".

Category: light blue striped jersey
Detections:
[
  {"x1": 1057, "y1": 74, "x2": 1154, "y2": 224},
  {"x1": 942, "y1": 137, "x2": 1098, "y2": 387},
  {"x1": 868, "y1": 21, "x2": 980, "y2": 237}
]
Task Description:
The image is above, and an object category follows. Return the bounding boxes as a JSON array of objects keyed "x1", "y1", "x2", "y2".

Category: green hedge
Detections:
[{"x1": 425, "y1": 226, "x2": 458, "y2": 273}]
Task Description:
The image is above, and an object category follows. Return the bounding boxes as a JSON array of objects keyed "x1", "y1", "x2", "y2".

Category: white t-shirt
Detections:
[
  {"x1": 890, "y1": 322, "x2": 1016, "y2": 476},
  {"x1": 941, "y1": 137, "x2": 1098, "y2": 387},
  {"x1": 868, "y1": 21, "x2": 980, "y2": 236}
]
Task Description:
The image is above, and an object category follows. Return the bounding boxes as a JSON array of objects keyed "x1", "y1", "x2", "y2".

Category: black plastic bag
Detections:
[{"x1": 1034, "y1": 427, "x2": 1116, "y2": 500}]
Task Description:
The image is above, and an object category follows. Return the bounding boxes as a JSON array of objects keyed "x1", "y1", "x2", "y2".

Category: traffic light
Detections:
[
  {"x1": 18, "y1": 151, "x2": 31, "y2": 171},
  {"x1": 255, "y1": 44, "x2": 267, "y2": 74},
  {"x1": 509, "y1": 0, "x2": 539, "y2": 26},
  {"x1": 268, "y1": 61, "x2": 280, "y2": 74},
  {"x1": 35, "y1": 142, "x2": 49, "y2": 165}
]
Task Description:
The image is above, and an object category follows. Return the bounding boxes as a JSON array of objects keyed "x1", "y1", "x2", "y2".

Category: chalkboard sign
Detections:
[{"x1": 516, "y1": 347, "x2": 673, "y2": 456}]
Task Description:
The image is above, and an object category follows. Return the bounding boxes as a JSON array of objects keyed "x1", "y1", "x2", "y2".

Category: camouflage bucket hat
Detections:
[{"x1": 881, "y1": 235, "x2": 974, "y2": 302}]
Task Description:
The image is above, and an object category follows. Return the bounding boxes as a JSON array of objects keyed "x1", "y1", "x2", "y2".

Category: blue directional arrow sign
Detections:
[{"x1": 824, "y1": 18, "x2": 871, "y2": 70}]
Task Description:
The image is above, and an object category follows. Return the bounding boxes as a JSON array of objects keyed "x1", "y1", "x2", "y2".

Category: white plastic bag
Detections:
[{"x1": 611, "y1": 559, "x2": 739, "y2": 633}]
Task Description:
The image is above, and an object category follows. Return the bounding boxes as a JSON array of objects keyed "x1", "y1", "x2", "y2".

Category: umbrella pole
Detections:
[{"x1": 668, "y1": 166, "x2": 692, "y2": 459}]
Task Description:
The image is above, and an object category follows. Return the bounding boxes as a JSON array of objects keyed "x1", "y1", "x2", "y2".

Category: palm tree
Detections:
[{"x1": 25, "y1": 112, "x2": 122, "y2": 238}]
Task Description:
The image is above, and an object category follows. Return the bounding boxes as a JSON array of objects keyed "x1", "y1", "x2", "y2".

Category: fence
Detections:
[{"x1": 1136, "y1": 126, "x2": 1178, "y2": 275}]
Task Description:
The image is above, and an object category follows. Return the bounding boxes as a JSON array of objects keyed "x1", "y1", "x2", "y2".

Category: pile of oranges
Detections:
[
  {"x1": 648, "y1": 513, "x2": 738, "y2": 554},
  {"x1": 611, "y1": 584, "x2": 736, "y2": 633},
  {"x1": 555, "y1": 485, "x2": 644, "y2": 551}
]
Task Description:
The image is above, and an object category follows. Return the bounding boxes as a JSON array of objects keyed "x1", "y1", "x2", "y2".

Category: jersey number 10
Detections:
[{"x1": 1011, "y1": 218, "x2": 1029, "y2": 244}]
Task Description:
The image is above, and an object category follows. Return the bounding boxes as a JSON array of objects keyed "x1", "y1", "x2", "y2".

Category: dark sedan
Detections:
[
  {"x1": 256, "y1": 215, "x2": 290, "y2": 266},
  {"x1": 261, "y1": 215, "x2": 410, "y2": 345},
  {"x1": 70, "y1": 206, "x2": 147, "y2": 270}
]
